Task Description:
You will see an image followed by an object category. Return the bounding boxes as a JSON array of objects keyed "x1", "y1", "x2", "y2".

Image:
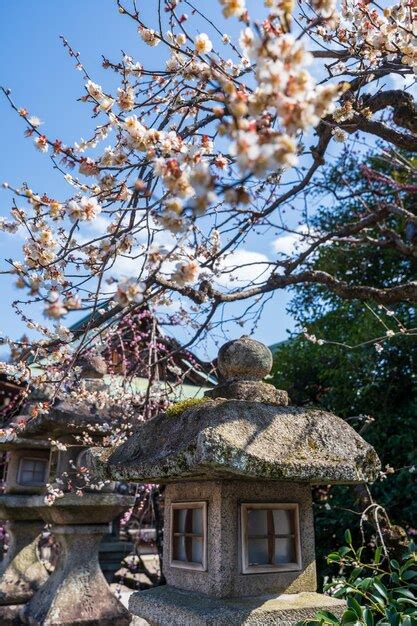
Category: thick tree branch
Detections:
[
  {"x1": 363, "y1": 90, "x2": 417, "y2": 133},
  {"x1": 153, "y1": 271, "x2": 417, "y2": 307},
  {"x1": 345, "y1": 116, "x2": 417, "y2": 151}
]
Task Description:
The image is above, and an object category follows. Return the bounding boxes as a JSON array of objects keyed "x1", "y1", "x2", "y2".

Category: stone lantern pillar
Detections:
[
  {"x1": 22, "y1": 493, "x2": 135, "y2": 626},
  {"x1": 93, "y1": 336, "x2": 381, "y2": 625},
  {"x1": 0, "y1": 436, "x2": 51, "y2": 625}
]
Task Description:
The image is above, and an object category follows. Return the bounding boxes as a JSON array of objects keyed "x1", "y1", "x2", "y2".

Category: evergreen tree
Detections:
[{"x1": 271, "y1": 150, "x2": 417, "y2": 581}]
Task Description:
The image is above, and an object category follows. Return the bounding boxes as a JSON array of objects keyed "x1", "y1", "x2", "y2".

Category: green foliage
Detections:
[
  {"x1": 297, "y1": 539, "x2": 417, "y2": 626},
  {"x1": 165, "y1": 396, "x2": 209, "y2": 417},
  {"x1": 271, "y1": 149, "x2": 417, "y2": 580}
]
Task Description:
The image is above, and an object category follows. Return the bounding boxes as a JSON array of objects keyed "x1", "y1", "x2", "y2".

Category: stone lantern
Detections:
[
  {"x1": 8, "y1": 399, "x2": 136, "y2": 626},
  {"x1": 94, "y1": 336, "x2": 381, "y2": 625},
  {"x1": 0, "y1": 433, "x2": 50, "y2": 625}
]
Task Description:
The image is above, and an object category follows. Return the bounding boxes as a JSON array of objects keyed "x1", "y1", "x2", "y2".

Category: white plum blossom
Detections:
[
  {"x1": 220, "y1": 0, "x2": 246, "y2": 18},
  {"x1": 34, "y1": 135, "x2": 48, "y2": 152},
  {"x1": 86, "y1": 80, "x2": 104, "y2": 101},
  {"x1": 332, "y1": 127, "x2": 348, "y2": 142},
  {"x1": 160, "y1": 197, "x2": 186, "y2": 233},
  {"x1": 85, "y1": 80, "x2": 113, "y2": 110},
  {"x1": 115, "y1": 279, "x2": 146, "y2": 307},
  {"x1": 117, "y1": 85, "x2": 135, "y2": 111},
  {"x1": 53, "y1": 324, "x2": 74, "y2": 342},
  {"x1": 67, "y1": 196, "x2": 102, "y2": 222},
  {"x1": 44, "y1": 483, "x2": 65, "y2": 505},
  {"x1": 139, "y1": 27, "x2": 160, "y2": 47},
  {"x1": 23, "y1": 228, "x2": 57, "y2": 268},
  {"x1": 171, "y1": 260, "x2": 200, "y2": 286},
  {"x1": 0, "y1": 217, "x2": 19, "y2": 233},
  {"x1": 176, "y1": 33, "x2": 187, "y2": 46},
  {"x1": 195, "y1": 33, "x2": 213, "y2": 55},
  {"x1": 44, "y1": 293, "x2": 68, "y2": 319},
  {"x1": 28, "y1": 116, "x2": 43, "y2": 127},
  {"x1": 311, "y1": 0, "x2": 336, "y2": 17},
  {"x1": 123, "y1": 55, "x2": 143, "y2": 76}
]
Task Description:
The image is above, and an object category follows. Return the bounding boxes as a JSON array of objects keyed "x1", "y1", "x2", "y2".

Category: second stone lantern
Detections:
[
  {"x1": 0, "y1": 432, "x2": 50, "y2": 625},
  {"x1": 10, "y1": 396, "x2": 135, "y2": 626},
  {"x1": 93, "y1": 336, "x2": 381, "y2": 625}
]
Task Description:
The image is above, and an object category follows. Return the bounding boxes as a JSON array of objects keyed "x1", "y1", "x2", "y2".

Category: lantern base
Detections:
[{"x1": 129, "y1": 586, "x2": 346, "y2": 625}]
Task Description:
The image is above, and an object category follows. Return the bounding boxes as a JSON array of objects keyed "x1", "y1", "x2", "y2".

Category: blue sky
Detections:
[{"x1": 0, "y1": 1, "x2": 300, "y2": 360}]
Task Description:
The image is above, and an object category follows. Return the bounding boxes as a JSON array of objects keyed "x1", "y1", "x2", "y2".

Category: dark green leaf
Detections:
[
  {"x1": 388, "y1": 614, "x2": 400, "y2": 626},
  {"x1": 341, "y1": 609, "x2": 359, "y2": 626},
  {"x1": 373, "y1": 581, "x2": 389, "y2": 601},
  {"x1": 315, "y1": 610, "x2": 340, "y2": 624},
  {"x1": 350, "y1": 567, "x2": 363, "y2": 581},
  {"x1": 394, "y1": 589, "x2": 416, "y2": 600},
  {"x1": 396, "y1": 598, "x2": 417, "y2": 607},
  {"x1": 347, "y1": 597, "x2": 362, "y2": 618},
  {"x1": 374, "y1": 547, "x2": 383, "y2": 565},
  {"x1": 357, "y1": 578, "x2": 374, "y2": 591},
  {"x1": 362, "y1": 607, "x2": 374, "y2": 626}
]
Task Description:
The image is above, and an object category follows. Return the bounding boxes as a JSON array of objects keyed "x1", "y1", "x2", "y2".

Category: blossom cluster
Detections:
[
  {"x1": 340, "y1": 0, "x2": 417, "y2": 71},
  {"x1": 0, "y1": 0, "x2": 353, "y2": 329},
  {"x1": 226, "y1": 29, "x2": 344, "y2": 174},
  {"x1": 0, "y1": 0, "x2": 415, "y2": 405}
]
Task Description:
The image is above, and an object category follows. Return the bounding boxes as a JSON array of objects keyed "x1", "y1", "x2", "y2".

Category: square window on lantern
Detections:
[
  {"x1": 17, "y1": 458, "x2": 48, "y2": 486},
  {"x1": 241, "y1": 503, "x2": 302, "y2": 574},
  {"x1": 170, "y1": 502, "x2": 207, "y2": 571}
]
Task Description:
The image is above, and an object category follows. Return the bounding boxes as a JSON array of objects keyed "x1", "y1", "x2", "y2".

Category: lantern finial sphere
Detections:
[{"x1": 217, "y1": 335, "x2": 273, "y2": 381}]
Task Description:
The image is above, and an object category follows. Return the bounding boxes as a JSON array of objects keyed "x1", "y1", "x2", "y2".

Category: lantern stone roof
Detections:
[
  {"x1": 0, "y1": 432, "x2": 50, "y2": 450},
  {"x1": 7, "y1": 398, "x2": 115, "y2": 443},
  {"x1": 93, "y1": 337, "x2": 380, "y2": 485}
]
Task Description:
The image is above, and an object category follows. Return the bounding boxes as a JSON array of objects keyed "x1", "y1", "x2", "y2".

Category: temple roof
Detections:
[{"x1": 93, "y1": 337, "x2": 380, "y2": 485}]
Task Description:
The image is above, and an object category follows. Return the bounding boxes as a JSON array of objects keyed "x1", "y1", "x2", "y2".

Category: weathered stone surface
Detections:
[
  {"x1": 163, "y1": 481, "x2": 316, "y2": 598},
  {"x1": 0, "y1": 520, "x2": 49, "y2": 606},
  {"x1": 207, "y1": 337, "x2": 288, "y2": 405},
  {"x1": 0, "y1": 495, "x2": 45, "y2": 522},
  {"x1": 206, "y1": 381, "x2": 288, "y2": 405},
  {"x1": 95, "y1": 399, "x2": 380, "y2": 484},
  {"x1": 78, "y1": 353, "x2": 108, "y2": 379},
  {"x1": 0, "y1": 436, "x2": 49, "y2": 450},
  {"x1": 217, "y1": 336, "x2": 273, "y2": 381},
  {"x1": 0, "y1": 496, "x2": 48, "y2": 607},
  {"x1": 0, "y1": 603, "x2": 25, "y2": 626},
  {"x1": 23, "y1": 524, "x2": 132, "y2": 626},
  {"x1": 12, "y1": 401, "x2": 111, "y2": 440},
  {"x1": 94, "y1": 337, "x2": 376, "y2": 625},
  {"x1": 30, "y1": 493, "x2": 135, "y2": 525},
  {"x1": 129, "y1": 587, "x2": 346, "y2": 625}
]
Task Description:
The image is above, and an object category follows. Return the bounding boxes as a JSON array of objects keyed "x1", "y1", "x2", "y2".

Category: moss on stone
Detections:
[{"x1": 165, "y1": 397, "x2": 210, "y2": 417}]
